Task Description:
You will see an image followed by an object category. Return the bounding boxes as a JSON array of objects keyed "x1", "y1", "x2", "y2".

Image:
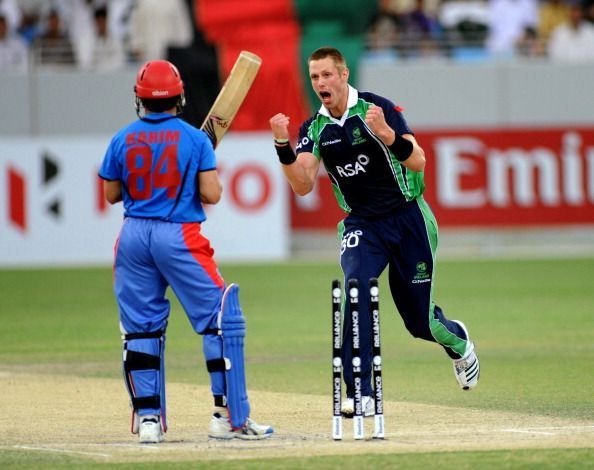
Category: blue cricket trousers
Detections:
[
  {"x1": 113, "y1": 217, "x2": 227, "y2": 422},
  {"x1": 114, "y1": 217, "x2": 225, "y2": 336}
]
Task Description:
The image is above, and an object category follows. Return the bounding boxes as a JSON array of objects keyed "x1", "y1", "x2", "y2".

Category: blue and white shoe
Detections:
[
  {"x1": 209, "y1": 408, "x2": 273, "y2": 440},
  {"x1": 233, "y1": 418, "x2": 274, "y2": 440}
]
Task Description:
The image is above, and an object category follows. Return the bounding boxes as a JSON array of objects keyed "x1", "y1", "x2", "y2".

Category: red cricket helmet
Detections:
[{"x1": 134, "y1": 60, "x2": 184, "y2": 99}]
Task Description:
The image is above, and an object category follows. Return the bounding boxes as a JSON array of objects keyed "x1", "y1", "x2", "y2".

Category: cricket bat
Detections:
[{"x1": 200, "y1": 51, "x2": 262, "y2": 149}]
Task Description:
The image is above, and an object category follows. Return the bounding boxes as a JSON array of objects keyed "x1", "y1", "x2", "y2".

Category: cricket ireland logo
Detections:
[
  {"x1": 412, "y1": 261, "x2": 431, "y2": 284},
  {"x1": 352, "y1": 127, "x2": 367, "y2": 146}
]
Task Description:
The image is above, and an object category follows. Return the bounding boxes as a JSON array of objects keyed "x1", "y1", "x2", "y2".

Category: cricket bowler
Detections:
[{"x1": 270, "y1": 47, "x2": 480, "y2": 418}]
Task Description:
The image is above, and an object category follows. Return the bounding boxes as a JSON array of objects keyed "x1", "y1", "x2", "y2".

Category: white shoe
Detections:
[
  {"x1": 208, "y1": 411, "x2": 235, "y2": 440},
  {"x1": 341, "y1": 395, "x2": 374, "y2": 418},
  {"x1": 452, "y1": 321, "x2": 480, "y2": 390},
  {"x1": 139, "y1": 415, "x2": 163, "y2": 443},
  {"x1": 208, "y1": 409, "x2": 274, "y2": 440}
]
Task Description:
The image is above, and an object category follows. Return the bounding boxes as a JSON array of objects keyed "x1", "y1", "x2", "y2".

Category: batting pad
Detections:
[
  {"x1": 219, "y1": 284, "x2": 250, "y2": 429},
  {"x1": 122, "y1": 332, "x2": 167, "y2": 434}
]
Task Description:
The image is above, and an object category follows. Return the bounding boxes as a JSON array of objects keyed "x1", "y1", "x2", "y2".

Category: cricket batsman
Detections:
[{"x1": 99, "y1": 60, "x2": 273, "y2": 442}]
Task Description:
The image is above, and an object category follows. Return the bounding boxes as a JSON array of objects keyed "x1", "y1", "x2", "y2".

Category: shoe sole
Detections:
[
  {"x1": 234, "y1": 431, "x2": 273, "y2": 440},
  {"x1": 235, "y1": 434, "x2": 273, "y2": 440},
  {"x1": 209, "y1": 433, "x2": 272, "y2": 441},
  {"x1": 139, "y1": 429, "x2": 163, "y2": 443},
  {"x1": 139, "y1": 435, "x2": 163, "y2": 443},
  {"x1": 209, "y1": 425, "x2": 273, "y2": 440},
  {"x1": 208, "y1": 433, "x2": 235, "y2": 440}
]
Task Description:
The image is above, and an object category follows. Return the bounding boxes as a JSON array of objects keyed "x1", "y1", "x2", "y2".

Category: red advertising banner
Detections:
[{"x1": 291, "y1": 127, "x2": 594, "y2": 229}]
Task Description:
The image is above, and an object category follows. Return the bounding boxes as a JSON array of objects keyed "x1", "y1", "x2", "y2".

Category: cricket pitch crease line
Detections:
[
  {"x1": 13, "y1": 445, "x2": 110, "y2": 458},
  {"x1": 501, "y1": 425, "x2": 594, "y2": 436},
  {"x1": 105, "y1": 440, "x2": 301, "y2": 451},
  {"x1": 7, "y1": 426, "x2": 594, "y2": 456},
  {"x1": 384, "y1": 424, "x2": 594, "y2": 438},
  {"x1": 501, "y1": 429, "x2": 556, "y2": 436},
  {"x1": 106, "y1": 443, "x2": 162, "y2": 451}
]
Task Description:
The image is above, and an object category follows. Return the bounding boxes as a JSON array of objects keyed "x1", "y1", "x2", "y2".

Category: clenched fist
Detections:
[
  {"x1": 365, "y1": 105, "x2": 394, "y2": 144},
  {"x1": 269, "y1": 113, "x2": 291, "y2": 141}
]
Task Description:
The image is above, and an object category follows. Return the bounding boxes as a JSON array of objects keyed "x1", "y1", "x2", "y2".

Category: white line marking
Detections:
[
  {"x1": 14, "y1": 445, "x2": 110, "y2": 458},
  {"x1": 502, "y1": 429, "x2": 556, "y2": 436},
  {"x1": 501, "y1": 425, "x2": 594, "y2": 436},
  {"x1": 7, "y1": 424, "x2": 593, "y2": 458},
  {"x1": 531, "y1": 425, "x2": 594, "y2": 430},
  {"x1": 107, "y1": 443, "x2": 161, "y2": 450}
]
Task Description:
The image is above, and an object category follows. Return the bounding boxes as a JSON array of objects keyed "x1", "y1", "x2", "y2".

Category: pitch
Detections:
[{"x1": 0, "y1": 259, "x2": 593, "y2": 467}]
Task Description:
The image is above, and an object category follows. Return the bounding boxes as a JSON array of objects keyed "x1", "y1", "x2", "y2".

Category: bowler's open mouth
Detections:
[{"x1": 320, "y1": 91, "x2": 331, "y2": 103}]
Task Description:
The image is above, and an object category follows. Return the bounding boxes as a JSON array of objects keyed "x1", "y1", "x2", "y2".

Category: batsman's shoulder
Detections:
[{"x1": 177, "y1": 119, "x2": 213, "y2": 148}]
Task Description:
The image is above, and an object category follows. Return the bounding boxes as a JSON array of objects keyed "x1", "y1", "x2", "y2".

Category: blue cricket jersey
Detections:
[{"x1": 99, "y1": 113, "x2": 216, "y2": 223}]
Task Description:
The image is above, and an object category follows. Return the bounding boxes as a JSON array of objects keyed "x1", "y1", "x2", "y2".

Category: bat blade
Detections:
[{"x1": 200, "y1": 51, "x2": 262, "y2": 148}]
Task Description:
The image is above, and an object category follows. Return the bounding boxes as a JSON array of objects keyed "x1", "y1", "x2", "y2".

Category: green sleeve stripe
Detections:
[
  {"x1": 328, "y1": 172, "x2": 351, "y2": 213},
  {"x1": 416, "y1": 197, "x2": 466, "y2": 356}
]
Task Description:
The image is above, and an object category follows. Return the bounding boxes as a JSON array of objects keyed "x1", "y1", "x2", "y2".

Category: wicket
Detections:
[
  {"x1": 331, "y1": 280, "x2": 343, "y2": 440},
  {"x1": 331, "y1": 278, "x2": 385, "y2": 440},
  {"x1": 370, "y1": 278, "x2": 385, "y2": 439}
]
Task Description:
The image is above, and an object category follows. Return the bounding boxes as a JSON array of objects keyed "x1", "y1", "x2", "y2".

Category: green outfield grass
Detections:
[
  {"x1": 1, "y1": 447, "x2": 593, "y2": 469},
  {"x1": 1, "y1": 257, "x2": 593, "y2": 468}
]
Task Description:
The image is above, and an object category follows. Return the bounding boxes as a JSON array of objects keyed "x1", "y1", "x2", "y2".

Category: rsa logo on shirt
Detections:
[{"x1": 335, "y1": 154, "x2": 370, "y2": 177}]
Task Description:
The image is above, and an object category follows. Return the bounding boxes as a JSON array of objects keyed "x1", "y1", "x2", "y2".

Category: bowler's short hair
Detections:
[{"x1": 308, "y1": 47, "x2": 347, "y2": 72}]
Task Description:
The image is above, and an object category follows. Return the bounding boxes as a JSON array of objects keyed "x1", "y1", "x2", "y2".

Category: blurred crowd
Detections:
[
  {"x1": 366, "y1": 0, "x2": 594, "y2": 62},
  {"x1": 0, "y1": 0, "x2": 195, "y2": 72},
  {"x1": 1, "y1": 0, "x2": 594, "y2": 74}
]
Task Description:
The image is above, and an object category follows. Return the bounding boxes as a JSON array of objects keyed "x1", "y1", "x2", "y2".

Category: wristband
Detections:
[
  {"x1": 275, "y1": 143, "x2": 297, "y2": 165},
  {"x1": 274, "y1": 138, "x2": 289, "y2": 144},
  {"x1": 388, "y1": 134, "x2": 413, "y2": 162}
]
